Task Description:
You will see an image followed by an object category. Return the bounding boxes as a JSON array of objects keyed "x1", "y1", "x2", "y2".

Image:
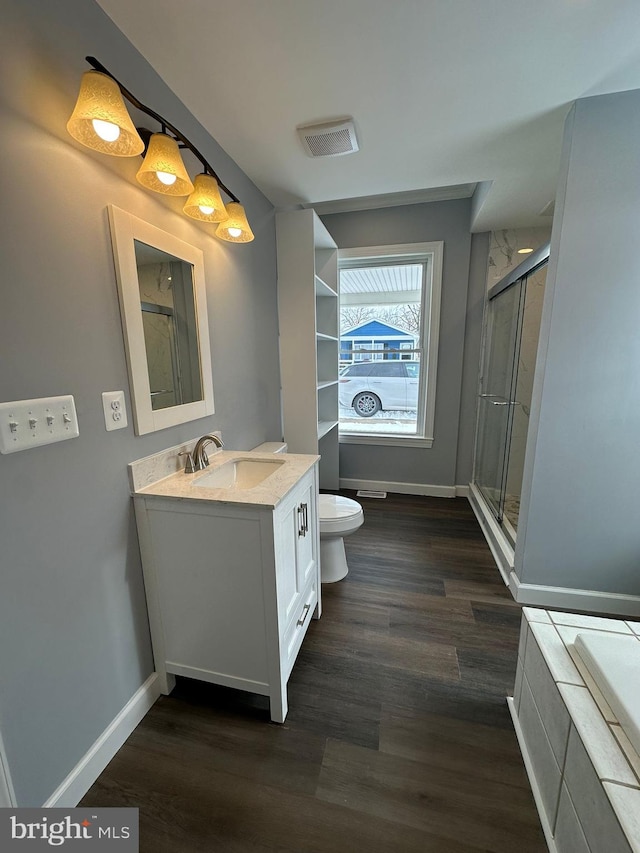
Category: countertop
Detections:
[{"x1": 131, "y1": 448, "x2": 319, "y2": 509}]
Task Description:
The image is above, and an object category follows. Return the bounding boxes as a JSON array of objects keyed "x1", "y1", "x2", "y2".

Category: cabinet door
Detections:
[
  {"x1": 275, "y1": 496, "x2": 302, "y2": 628},
  {"x1": 296, "y1": 479, "x2": 316, "y2": 589},
  {"x1": 274, "y1": 473, "x2": 317, "y2": 630}
]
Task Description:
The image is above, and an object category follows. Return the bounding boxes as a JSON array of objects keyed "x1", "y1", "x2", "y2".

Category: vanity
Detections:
[{"x1": 130, "y1": 444, "x2": 320, "y2": 723}]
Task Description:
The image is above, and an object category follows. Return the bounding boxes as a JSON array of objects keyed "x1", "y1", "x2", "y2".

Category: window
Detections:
[
  {"x1": 342, "y1": 363, "x2": 375, "y2": 377},
  {"x1": 338, "y1": 241, "x2": 443, "y2": 447},
  {"x1": 372, "y1": 362, "x2": 405, "y2": 377}
]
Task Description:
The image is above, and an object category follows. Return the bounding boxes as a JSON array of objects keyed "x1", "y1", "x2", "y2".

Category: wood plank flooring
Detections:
[{"x1": 81, "y1": 492, "x2": 545, "y2": 852}]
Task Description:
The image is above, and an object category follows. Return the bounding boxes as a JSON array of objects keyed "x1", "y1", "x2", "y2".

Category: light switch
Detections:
[
  {"x1": 102, "y1": 391, "x2": 128, "y2": 431},
  {"x1": 0, "y1": 396, "x2": 79, "y2": 454}
]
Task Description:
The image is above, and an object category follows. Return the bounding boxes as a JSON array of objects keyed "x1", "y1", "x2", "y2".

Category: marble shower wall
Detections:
[
  {"x1": 504, "y1": 262, "x2": 547, "y2": 526},
  {"x1": 487, "y1": 227, "x2": 551, "y2": 289},
  {"x1": 478, "y1": 227, "x2": 550, "y2": 532}
]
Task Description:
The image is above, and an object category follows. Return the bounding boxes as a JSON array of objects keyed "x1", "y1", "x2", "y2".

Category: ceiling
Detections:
[{"x1": 96, "y1": 0, "x2": 640, "y2": 231}]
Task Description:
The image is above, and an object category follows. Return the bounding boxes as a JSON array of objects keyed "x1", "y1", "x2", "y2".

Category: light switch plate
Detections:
[
  {"x1": 0, "y1": 396, "x2": 79, "y2": 454},
  {"x1": 102, "y1": 391, "x2": 128, "y2": 431}
]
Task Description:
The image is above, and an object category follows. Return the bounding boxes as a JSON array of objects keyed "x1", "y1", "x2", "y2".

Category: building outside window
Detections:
[
  {"x1": 338, "y1": 242, "x2": 443, "y2": 447},
  {"x1": 339, "y1": 319, "x2": 418, "y2": 367}
]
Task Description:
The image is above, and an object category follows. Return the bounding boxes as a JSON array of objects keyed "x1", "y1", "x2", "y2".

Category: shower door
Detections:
[
  {"x1": 473, "y1": 247, "x2": 549, "y2": 543},
  {"x1": 501, "y1": 261, "x2": 547, "y2": 535},
  {"x1": 474, "y1": 282, "x2": 523, "y2": 520}
]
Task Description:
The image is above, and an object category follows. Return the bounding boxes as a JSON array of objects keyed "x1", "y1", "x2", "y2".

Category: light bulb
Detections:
[
  {"x1": 92, "y1": 118, "x2": 120, "y2": 142},
  {"x1": 228, "y1": 227, "x2": 242, "y2": 238},
  {"x1": 156, "y1": 171, "x2": 177, "y2": 186},
  {"x1": 518, "y1": 247, "x2": 534, "y2": 254},
  {"x1": 199, "y1": 204, "x2": 215, "y2": 215}
]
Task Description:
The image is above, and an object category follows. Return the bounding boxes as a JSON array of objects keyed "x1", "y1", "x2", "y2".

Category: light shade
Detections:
[
  {"x1": 215, "y1": 202, "x2": 254, "y2": 243},
  {"x1": 66, "y1": 71, "x2": 144, "y2": 157},
  {"x1": 183, "y1": 174, "x2": 227, "y2": 222},
  {"x1": 136, "y1": 133, "x2": 194, "y2": 196}
]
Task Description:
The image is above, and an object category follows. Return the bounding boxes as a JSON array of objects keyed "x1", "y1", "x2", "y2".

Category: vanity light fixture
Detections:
[
  {"x1": 183, "y1": 173, "x2": 227, "y2": 222},
  {"x1": 66, "y1": 71, "x2": 144, "y2": 157},
  {"x1": 215, "y1": 202, "x2": 255, "y2": 243},
  {"x1": 67, "y1": 57, "x2": 253, "y2": 242},
  {"x1": 136, "y1": 132, "x2": 194, "y2": 196}
]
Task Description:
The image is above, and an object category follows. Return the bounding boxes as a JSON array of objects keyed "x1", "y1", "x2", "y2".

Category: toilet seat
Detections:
[{"x1": 319, "y1": 494, "x2": 364, "y2": 535}]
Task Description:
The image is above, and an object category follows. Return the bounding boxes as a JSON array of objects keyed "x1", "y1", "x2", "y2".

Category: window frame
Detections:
[{"x1": 338, "y1": 241, "x2": 443, "y2": 448}]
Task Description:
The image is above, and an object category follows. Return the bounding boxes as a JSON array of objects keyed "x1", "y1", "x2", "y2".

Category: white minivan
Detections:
[{"x1": 339, "y1": 361, "x2": 420, "y2": 416}]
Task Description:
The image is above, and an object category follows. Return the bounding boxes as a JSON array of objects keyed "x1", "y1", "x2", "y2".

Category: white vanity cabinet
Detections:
[{"x1": 133, "y1": 463, "x2": 320, "y2": 723}]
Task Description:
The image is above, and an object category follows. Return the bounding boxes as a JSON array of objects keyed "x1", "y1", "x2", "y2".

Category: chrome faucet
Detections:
[{"x1": 192, "y1": 433, "x2": 224, "y2": 471}]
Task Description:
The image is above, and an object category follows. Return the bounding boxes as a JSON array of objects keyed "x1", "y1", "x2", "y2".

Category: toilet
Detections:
[
  {"x1": 318, "y1": 494, "x2": 364, "y2": 583},
  {"x1": 250, "y1": 442, "x2": 364, "y2": 583}
]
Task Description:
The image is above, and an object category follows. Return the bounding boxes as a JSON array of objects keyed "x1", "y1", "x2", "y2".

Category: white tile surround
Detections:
[{"x1": 510, "y1": 607, "x2": 640, "y2": 853}]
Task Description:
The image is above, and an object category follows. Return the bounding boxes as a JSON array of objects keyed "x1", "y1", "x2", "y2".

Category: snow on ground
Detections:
[{"x1": 339, "y1": 408, "x2": 418, "y2": 435}]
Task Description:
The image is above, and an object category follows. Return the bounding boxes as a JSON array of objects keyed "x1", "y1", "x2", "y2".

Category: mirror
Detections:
[{"x1": 108, "y1": 205, "x2": 214, "y2": 434}]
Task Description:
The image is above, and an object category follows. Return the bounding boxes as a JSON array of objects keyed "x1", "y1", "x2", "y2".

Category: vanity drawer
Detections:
[
  {"x1": 524, "y1": 626, "x2": 571, "y2": 766},
  {"x1": 282, "y1": 578, "x2": 317, "y2": 681}
]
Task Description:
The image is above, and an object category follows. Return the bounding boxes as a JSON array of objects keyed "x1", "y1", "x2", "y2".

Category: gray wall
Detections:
[
  {"x1": 456, "y1": 231, "x2": 490, "y2": 485},
  {"x1": 0, "y1": 0, "x2": 280, "y2": 805},
  {"x1": 321, "y1": 200, "x2": 476, "y2": 488},
  {"x1": 516, "y1": 89, "x2": 640, "y2": 595}
]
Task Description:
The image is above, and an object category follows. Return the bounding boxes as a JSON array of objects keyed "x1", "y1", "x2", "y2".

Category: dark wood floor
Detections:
[{"x1": 81, "y1": 492, "x2": 546, "y2": 852}]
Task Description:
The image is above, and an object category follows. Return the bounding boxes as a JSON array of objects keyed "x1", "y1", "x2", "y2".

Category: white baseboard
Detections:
[
  {"x1": 43, "y1": 673, "x2": 161, "y2": 808},
  {"x1": 509, "y1": 573, "x2": 640, "y2": 618},
  {"x1": 455, "y1": 484, "x2": 470, "y2": 498},
  {"x1": 507, "y1": 697, "x2": 556, "y2": 853},
  {"x1": 467, "y1": 482, "x2": 514, "y2": 586},
  {"x1": 339, "y1": 477, "x2": 457, "y2": 498}
]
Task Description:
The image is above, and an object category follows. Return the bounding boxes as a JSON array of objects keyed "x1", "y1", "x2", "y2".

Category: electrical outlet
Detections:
[
  {"x1": 0, "y1": 396, "x2": 79, "y2": 453},
  {"x1": 102, "y1": 391, "x2": 128, "y2": 431}
]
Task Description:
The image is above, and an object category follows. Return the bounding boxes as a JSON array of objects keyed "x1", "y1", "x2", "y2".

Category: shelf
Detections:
[
  {"x1": 317, "y1": 420, "x2": 339, "y2": 440},
  {"x1": 277, "y1": 209, "x2": 339, "y2": 491},
  {"x1": 315, "y1": 275, "x2": 337, "y2": 298}
]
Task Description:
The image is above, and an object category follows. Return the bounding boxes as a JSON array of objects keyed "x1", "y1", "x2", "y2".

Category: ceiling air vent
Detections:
[{"x1": 297, "y1": 118, "x2": 359, "y2": 158}]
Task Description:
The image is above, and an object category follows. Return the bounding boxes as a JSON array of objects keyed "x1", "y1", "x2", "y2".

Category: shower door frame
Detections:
[{"x1": 470, "y1": 243, "x2": 550, "y2": 583}]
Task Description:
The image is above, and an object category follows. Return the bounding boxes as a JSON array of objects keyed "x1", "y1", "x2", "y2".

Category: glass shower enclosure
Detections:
[{"x1": 473, "y1": 245, "x2": 549, "y2": 546}]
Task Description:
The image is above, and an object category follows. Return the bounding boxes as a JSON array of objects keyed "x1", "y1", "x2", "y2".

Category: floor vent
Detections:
[{"x1": 357, "y1": 490, "x2": 387, "y2": 499}]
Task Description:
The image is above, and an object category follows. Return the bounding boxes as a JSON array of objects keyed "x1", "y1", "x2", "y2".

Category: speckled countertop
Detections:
[{"x1": 130, "y1": 447, "x2": 319, "y2": 509}]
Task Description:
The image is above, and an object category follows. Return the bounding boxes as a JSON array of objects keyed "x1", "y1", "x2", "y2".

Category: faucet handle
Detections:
[
  {"x1": 178, "y1": 451, "x2": 196, "y2": 474},
  {"x1": 198, "y1": 448, "x2": 209, "y2": 469}
]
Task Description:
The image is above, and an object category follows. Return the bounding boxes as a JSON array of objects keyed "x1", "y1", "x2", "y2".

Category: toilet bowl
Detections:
[{"x1": 319, "y1": 494, "x2": 364, "y2": 583}]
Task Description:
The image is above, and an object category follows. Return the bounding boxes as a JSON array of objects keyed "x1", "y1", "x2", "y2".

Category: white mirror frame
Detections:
[{"x1": 108, "y1": 205, "x2": 215, "y2": 435}]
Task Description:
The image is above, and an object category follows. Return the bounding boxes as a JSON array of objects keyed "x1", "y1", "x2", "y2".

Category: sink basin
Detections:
[{"x1": 194, "y1": 458, "x2": 285, "y2": 490}]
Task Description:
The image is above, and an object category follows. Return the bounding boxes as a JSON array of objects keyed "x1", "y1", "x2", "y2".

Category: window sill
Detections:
[{"x1": 339, "y1": 433, "x2": 434, "y2": 448}]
